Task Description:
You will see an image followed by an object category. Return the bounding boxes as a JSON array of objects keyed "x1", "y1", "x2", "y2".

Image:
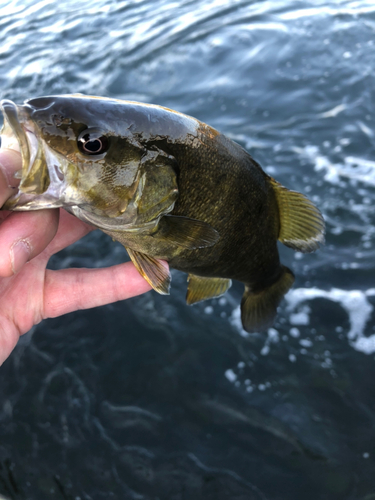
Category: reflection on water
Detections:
[{"x1": 1, "y1": 0, "x2": 375, "y2": 498}]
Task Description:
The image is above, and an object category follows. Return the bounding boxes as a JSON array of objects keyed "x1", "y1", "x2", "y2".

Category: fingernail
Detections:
[{"x1": 10, "y1": 239, "x2": 31, "y2": 274}]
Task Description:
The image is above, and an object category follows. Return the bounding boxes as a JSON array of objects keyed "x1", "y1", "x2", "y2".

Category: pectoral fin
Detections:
[
  {"x1": 126, "y1": 248, "x2": 171, "y2": 295},
  {"x1": 155, "y1": 215, "x2": 219, "y2": 249},
  {"x1": 186, "y1": 274, "x2": 232, "y2": 305},
  {"x1": 269, "y1": 177, "x2": 325, "y2": 253},
  {"x1": 241, "y1": 265, "x2": 294, "y2": 333}
]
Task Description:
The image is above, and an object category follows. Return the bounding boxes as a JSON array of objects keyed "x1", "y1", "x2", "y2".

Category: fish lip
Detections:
[
  {"x1": 0, "y1": 99, "x2": 30, "y2": 177},
  {"x1": 0, "y1": 99, "x2": 66, "y2": 210}
]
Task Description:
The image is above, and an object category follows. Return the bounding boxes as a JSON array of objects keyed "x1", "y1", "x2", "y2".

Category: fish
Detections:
[{"x1": 0, "y1": 95, "x2": 325, "y2": 332}]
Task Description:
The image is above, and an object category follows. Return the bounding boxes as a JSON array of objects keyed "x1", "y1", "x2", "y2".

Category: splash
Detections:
[
  {"x1": 285, "y1": 287, "x2": 375, "y2": 355},
  {"x1": 229, "y1": 287, "x2": 375, "y2": 355}
]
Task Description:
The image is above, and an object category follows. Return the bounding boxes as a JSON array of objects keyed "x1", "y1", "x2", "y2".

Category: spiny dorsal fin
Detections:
[
  {"x1": 186, "y1": 274, "x2": 232, "y2": 305},
  {"x1": 269, "y1": 177, "x2": 325, "y2": 253},
  {"x1": 126, "y1": 248, "x2": 171, "y2": 295},
  {"x1": 241, "y1": 266, "x2": 295, "y2": 333},
  {"x1": 155, "y1": 215, "x2": 219, "y2": 249}
]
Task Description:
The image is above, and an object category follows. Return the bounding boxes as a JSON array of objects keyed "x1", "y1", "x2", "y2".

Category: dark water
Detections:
[{"x1": 1, "y1": 0, "x2": 375, "y2": 498}]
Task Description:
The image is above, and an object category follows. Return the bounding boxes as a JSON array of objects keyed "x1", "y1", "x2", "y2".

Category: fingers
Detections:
[
  {"x1": 0, "y1": 149, "x2": 21, "y2": 207},
  {"x1": 43, "y1": 261, "x2": 154, "y2": 318},
  {"x1": 0, "y1": 315, "x2": 20, "y2": 367},
  {"x1": 0, "y1": 209, "x2": 59, "y2": 277},
  {"x1": 0, "y1": 148, "x2": 60, "y2": 276},
  {"x1": 45, "y1": 209, "x2": 94, "y2": 257}
]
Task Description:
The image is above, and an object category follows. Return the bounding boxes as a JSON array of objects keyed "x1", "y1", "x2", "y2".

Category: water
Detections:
[{"x1": 1, "y1": 0, "x2": 375, "y2": 498}]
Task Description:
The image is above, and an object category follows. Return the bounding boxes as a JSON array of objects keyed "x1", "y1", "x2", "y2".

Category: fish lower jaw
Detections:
[
  {"x1": 3, "y1": 192, "x2": 64, "y2": 210},
  {"x1": 2, "y1": 175, "x2": 82, "y2": 210}
]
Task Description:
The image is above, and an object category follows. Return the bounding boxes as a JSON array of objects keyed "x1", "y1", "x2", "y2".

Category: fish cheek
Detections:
[
  {"x1": 93, "y1": 142, "x2": 145, "y2": 214},
  {"x1": 98, "y1": 159, "x2": 142, "y2": 214},
  {"x1": 72, "y1": 138, "x2": 145, "y2": 214}
]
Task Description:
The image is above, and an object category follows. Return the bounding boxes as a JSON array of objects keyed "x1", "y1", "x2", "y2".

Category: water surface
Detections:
[{"x1": 1, "y1": 0, "x2": 375, "y2": 498}]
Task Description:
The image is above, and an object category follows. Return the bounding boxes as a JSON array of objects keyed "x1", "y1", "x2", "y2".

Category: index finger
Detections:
[{"x1": 0, "y1": 149, "x2": 21, "y2": 207}]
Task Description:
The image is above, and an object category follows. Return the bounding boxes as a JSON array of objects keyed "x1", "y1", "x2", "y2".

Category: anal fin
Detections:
[
  {"x1": 126, "y1": 248, "x2": 171, "y2": 295},
  {"x1": 241, "y1": 266, "x2": 294, "y2": 333},
  {"x1": 186, "y1": 274, "x2": 232, "y2": 305}
]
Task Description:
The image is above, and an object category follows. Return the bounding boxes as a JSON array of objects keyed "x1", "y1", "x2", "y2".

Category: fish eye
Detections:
[{"x1": 78, "y1": 128, "x2": 109, "y2": 156}]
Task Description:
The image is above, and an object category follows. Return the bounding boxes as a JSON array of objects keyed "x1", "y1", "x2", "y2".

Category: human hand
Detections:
[{"x1": 0, "y1": 148, "x2": 154, "y2": 366}]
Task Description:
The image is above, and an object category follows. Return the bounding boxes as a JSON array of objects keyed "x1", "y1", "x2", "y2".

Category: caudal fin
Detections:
[
  {"x1": 241, "y1": 266, "x2": 295, "y2": 333},
  {"x1": 269, "y1": 177, "x2": 325, "y2": 253}
]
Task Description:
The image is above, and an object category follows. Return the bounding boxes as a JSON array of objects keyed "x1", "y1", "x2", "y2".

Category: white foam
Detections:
[
  {"x1": 295, "y1": 145, "x2": 375, "y2": 187},
  {"x1": 229, "y1": 286, "x2": 375, "y2": 355},
  {"x1": 260, "y1": 328, "x2": 280, "y2": 356},
  {"x1": 229, "y1": 306, "x2": 249, "y2": 337},
  {"x1": 286, "y1": 287, "x2": 375, "y2": 355},
  {"x1": 289, "y1": 309, "x2": 310, "y2": 325}
]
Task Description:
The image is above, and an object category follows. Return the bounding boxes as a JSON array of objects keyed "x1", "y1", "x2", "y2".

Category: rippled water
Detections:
[{"x1": 1, "y1": 0, "x2": 375, "y2": 498}]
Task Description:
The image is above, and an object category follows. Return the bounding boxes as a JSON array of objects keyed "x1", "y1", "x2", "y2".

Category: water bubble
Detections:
[
  {"x1": 225, "y1": 369, "x2": 237, "y2": 383},
  {"x1": 299, "y1": 338, "x2": 313, "y2": 347},
  {"x1": 290, "y1": 327, "x2": 301, "y2": 338}
]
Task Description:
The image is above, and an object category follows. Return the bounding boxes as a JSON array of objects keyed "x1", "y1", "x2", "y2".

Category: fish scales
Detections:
[{"x1": 141, "y1": 128, "x2": 281, "y2": 284}]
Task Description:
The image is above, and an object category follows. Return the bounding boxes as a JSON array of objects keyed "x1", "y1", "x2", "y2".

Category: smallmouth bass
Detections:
[{"x1": 0, "y1": 95, "x2": 325, "y2": 332}]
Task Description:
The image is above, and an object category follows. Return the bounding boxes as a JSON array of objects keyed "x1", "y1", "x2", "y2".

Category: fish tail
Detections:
[{"x1": 241, "y1": 266, "x2": 294, "y2": 333}]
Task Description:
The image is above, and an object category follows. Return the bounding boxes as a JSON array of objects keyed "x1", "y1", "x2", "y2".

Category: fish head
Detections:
[{"x1": 0, "y1": 95, "x2": 178, "y2": 228}]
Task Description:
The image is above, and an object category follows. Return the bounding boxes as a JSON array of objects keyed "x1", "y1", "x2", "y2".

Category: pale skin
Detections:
[{"x1": 0, "y1": 148, "x2": 156, "y2": 366}]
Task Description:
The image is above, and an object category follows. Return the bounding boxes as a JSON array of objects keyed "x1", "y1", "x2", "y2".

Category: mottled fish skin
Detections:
[
  {"x1": 104, "y1": 127, "x2": 282, "y2": 287},
  {"x1": 0, "y1": 95, "x2": 325, "y2": 332}
]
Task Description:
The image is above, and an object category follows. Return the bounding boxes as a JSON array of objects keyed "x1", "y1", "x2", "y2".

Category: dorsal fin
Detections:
[{"x1": 269, "y1": 178, "x2": 325, "y2": 253}]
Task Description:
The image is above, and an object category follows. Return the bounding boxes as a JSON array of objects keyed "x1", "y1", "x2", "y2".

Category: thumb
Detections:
[{"x1": 0, "y1": 149, "x2": 22, "y2": 208}]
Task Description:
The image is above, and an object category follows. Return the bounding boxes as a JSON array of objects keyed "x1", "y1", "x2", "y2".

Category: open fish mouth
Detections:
[{"x1": 0, "y1": 99, "x2": 66, "y2": 210}]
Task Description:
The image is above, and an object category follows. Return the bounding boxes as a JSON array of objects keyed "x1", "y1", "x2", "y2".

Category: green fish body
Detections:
[{"x1": 0, "y1": 96, "x2": 325, "y2": 332}]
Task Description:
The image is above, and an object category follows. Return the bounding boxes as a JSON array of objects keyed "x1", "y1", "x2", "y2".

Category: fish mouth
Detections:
[{"x1": 0, "y1": 99, "x2": 66, "y2": 210}]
